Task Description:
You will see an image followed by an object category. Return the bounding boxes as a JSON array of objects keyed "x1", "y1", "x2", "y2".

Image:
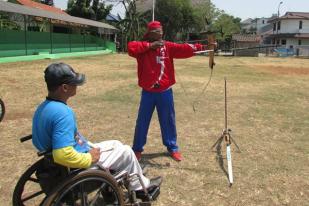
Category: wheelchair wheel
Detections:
[
  {"x1": 42, "y1": 170, "x2": 125, "y2": 206},
  {"x1": 12, "y1": 159, "x2": 47, "y2": 206},
  {"x1": 0, "y1": 98, "x2": 5, "y2": 122}
]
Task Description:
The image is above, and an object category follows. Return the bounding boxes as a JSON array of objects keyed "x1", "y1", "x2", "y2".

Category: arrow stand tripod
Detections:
[{"x1": 211, "y1": 77, "x2": 240, "y2": 186}]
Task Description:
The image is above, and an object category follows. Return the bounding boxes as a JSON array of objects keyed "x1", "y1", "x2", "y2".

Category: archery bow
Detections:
[{"x1": 192, "y1": 33, "x2": 216, "y2": 112}]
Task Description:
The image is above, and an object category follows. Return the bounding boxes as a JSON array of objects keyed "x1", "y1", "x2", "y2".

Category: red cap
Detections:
[
  {"x1": 147, "y1": 21, "x2": 162, "y2": 31},
  {"x1": 144, "y1": 21, "x2": 162, "y2": 39}
]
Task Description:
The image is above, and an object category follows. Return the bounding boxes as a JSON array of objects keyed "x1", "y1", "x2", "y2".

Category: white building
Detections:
[
  {"x1": 241, "y1": 17, "x2": 271, "y2": 34},
  {"x1": 268, "y1": 12, "x2": 309, "y2": 50}
]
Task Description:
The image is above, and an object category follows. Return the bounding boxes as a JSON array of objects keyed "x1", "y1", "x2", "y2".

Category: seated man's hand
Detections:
[
  {"x1": 89, "y1": 148, "x2": 100, "y2": 163},
  {"x1": 150, "y1": 40, "x2": 164, "y2": 49}
]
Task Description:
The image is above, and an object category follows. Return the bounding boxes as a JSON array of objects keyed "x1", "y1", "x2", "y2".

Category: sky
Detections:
[
  {"x1": 53, "y1": 0, "x2": 309, "y2": 21},
  {"x1": 211, "y1": 0, "x2": 309, "y2": 20}
]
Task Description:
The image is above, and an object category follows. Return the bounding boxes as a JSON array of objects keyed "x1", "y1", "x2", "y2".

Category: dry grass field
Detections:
[{"x1": 0, "y1": 54, "x2": 308, "y2": 206}]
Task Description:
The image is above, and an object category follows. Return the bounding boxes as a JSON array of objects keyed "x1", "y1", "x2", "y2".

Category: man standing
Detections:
[
  {"x1": 32, "y1": 63, "x2": 162, "y2": 194},
  {"x1": 128, "y1": 21, "x2": 207, "y2": 161}
]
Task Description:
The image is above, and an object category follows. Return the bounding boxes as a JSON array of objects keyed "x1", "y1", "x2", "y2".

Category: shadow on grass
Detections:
[
  {"x1": 211, "y1": 135, "x2": 229, "y2": 180},
  {"x1": 140, "y1": 152, "x2": 171, "y2": 169}
]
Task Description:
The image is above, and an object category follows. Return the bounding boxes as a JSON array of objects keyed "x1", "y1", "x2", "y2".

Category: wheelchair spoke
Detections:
[
  {"x1": 79, "y1": 183, "x2": 88, "y2": 206},
  {"x1": 21, "y1": 190, "x2": 44, "y2": 202},
  {"x1": 89, "y1": 182, "x2": 107, "y2": 206},
  {"x1": 28, "y1": 177, "x2": 39, "y2": 183}
]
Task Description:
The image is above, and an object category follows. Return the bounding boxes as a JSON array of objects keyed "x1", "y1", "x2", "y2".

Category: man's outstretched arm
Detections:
[{"x1": 168, "y1": 42, "x2": 204, "y2": 59}]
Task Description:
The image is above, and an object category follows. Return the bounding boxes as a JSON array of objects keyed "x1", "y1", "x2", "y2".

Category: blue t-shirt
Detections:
[{"x1": 32, "y1": 99, "x2": 90, "y2": 153}]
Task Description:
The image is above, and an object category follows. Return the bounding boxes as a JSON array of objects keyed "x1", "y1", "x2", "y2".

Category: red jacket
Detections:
[{"x1": 128, "y1": 41, "x2": 203, "y2": 92}]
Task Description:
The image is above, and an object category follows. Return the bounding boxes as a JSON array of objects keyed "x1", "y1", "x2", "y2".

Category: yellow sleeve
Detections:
[{"x1": 52, "y1": 146, "x2": 92, "y2": 168}]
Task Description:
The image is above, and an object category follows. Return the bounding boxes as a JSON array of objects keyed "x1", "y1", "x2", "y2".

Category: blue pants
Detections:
[{"x1": 133, "y1": 88, "x2": 178, "y2": 152}]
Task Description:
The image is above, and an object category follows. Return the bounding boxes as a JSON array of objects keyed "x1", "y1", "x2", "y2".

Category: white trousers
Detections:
[{"x1": 94, "y1": 140, "x2": 150, "y2": 191}]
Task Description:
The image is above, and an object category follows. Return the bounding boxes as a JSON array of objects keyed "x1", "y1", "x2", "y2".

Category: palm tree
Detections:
[{"x1": 116, "y1": 0, "x2": 150, "y2": 51}]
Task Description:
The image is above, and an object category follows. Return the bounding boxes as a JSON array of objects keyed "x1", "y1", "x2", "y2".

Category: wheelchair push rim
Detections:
[{"x1": 42, "y1": 170, "x2": 125, "y2": 206}]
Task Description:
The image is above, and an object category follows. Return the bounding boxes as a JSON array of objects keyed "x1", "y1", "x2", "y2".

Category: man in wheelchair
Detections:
[{"x1": 32, "y1": 62, "x2": 162, "y2": 201}]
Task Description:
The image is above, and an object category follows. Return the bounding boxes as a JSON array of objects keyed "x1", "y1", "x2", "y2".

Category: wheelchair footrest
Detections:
[
  {"x1": 136, "y1": 186, "x2": 160, "y2": 202},
  {"x1": 148, "y1": 186, "x2": 160, "y2": 201}
]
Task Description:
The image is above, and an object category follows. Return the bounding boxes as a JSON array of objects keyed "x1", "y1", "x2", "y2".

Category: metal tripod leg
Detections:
[
  {"x1": 229, "y1": 134, "x2": 241, "y2": 152},
  {"x1": 211, "y1": 133, "x2": 224, "y2": 150}
]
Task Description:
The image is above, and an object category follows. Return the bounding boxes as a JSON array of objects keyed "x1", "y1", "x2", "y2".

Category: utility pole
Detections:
[
  {"x1": 277, "y1": 1, "x2": 283, "y2": 18},
  {"x1": 276, "y1": 1, "x2": 283, "y2": 45},
  {"x1": 152, "y1": 0, "x2": 155, "y2": 21}
]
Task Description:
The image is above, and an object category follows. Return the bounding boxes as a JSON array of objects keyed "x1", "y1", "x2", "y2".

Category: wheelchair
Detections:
[
  {"x1": 13, "y1": 135, "x2": 160, "y2": 206},
  {"x1": 0, "y1": 98, "x2": 5, "y2": 122}
]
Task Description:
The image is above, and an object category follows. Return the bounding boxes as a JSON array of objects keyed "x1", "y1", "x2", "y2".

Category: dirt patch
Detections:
[
  {"x1": 4, "y1": 111, "x2": 31, "y2": 121},
  {"x1": 252, "y1": 65, "x2": 309, "y2": 76}
]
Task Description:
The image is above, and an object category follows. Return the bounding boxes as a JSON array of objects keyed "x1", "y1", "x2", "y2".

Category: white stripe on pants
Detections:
[{"x1": 95, "y1": 140, "x2": 150, "y2": 191}]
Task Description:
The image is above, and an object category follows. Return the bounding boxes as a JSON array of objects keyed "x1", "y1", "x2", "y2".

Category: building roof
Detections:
[
  {"x1": 232, "y1": 34, "x2": 260, "y2": 42},
  {"x1": 241, "y1": 18, "x2": 253, "y2": 25},
  {"x1": 106, "y1": 13, "x2": 121, "y2": 22},
  {"x1": 268, "y1": 12, "x2": 309, "y2": 23},
  {"x1": 16, "y1": 0, "x2": 67, "y2": 15},
  {"x1": 0, "y1": 1, "x2": 117, "y2": 32},
  {"x1": 281, "y1": 12, "x2": 309, "y2": 20}
]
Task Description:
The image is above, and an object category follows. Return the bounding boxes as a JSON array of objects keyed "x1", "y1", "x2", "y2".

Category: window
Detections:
[
  {"x1": 277, "y1": 21, "x2": 281, "y2": 30},
  {"x1": 281, "y1": 39, "x2": 286, "y2": 45},
  {"x1": 262, "y1": 20, "x2": 265, "y2": 24},
  {"x1": 298, "y1": 40, "x2": 302, "y2": 45},
  {"x1": 273, "y1": 23, "x2": 276, "y2": 31},
  {"x1": 299, "y1": 21, "x2": 303, "y2": 29}
]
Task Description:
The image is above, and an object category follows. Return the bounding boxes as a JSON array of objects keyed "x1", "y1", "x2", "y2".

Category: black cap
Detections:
[{"x1": 44, "y1": 63, "x2": 85, "y2": 87}]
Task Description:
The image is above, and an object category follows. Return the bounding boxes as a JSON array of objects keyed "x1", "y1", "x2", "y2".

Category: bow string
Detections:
[{"x1": 192, "y1": 33, "x2": 216, "y2": 112}]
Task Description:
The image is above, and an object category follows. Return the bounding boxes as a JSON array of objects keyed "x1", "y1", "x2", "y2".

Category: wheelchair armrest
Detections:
[
  {"x1": 38, "y1": 150, "x2": 51, "y2": 157},
  {"x1": 20, "y1": 134, "x2": 32, "y2": 142}
]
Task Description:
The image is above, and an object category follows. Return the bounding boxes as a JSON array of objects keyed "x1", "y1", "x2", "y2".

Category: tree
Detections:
[
  {"x1": 212, "y1": 13, "x2": 241, "y2": 49},
  {"x1": 40, "y1": 0, "x2": 54, "y2": 6},
  {"x1": 155, "y1": 0, "x2": 194, "y2": 41},
  {"x1": 0, "y1": 12, "x2": 21, "y2": 30},
  {"x1": 67, "y1": 0, "x2": 112, "y2": 21},
  {"x1": 191, "y1": 0, "x2": 220, "y2": 32},
  {"x1": 116, "y1": 0, "x2": 150, "y2": 51},
  {"x1": 212, "y1": 13, "x2": 241, "y2": 41}
]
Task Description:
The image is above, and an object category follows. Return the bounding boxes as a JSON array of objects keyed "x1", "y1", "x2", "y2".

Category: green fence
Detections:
[{"x1": 0, "y1": 29, "x2": 115, "y2": 58}]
